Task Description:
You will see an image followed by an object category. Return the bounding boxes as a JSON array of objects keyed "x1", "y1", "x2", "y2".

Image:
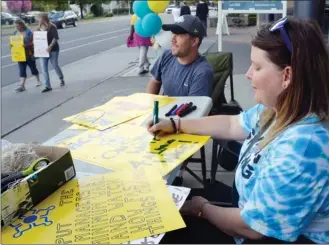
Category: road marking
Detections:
[
  {"x1": 1, "y1": 28, "x2": 129, "y2": 59},
  {"x1": 1, "y1": 34, "x2": 127, "y2": 68}
]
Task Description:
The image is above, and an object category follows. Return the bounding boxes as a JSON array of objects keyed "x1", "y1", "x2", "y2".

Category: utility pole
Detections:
[{"x1": 294, "y1": 0, "x2": 326, "y2": 27}]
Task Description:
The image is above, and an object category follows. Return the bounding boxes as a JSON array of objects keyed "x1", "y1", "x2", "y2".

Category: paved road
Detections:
[{"x1": 1, "y1": 19, "x2": 130, "y2": 87}]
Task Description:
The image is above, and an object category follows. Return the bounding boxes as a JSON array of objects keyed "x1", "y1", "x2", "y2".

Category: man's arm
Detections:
[
  {"x1": 146, "y1": 78, "x2": 162, "y2": 95},
  {"x1": 148, "y1": 51, "x2": 166, "y2": 94}
]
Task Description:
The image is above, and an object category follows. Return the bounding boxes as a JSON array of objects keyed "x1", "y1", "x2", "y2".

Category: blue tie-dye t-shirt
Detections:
[{"x1": 235, "y1": 104, "x2": 329, "y2": 244}]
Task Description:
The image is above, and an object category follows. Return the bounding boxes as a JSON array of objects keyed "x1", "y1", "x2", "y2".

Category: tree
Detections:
[
  {"x1": 7, "y1": 0, "x2": 32, "y2": 14},
  {"x1": 31, "y1": 0, "x2": 67, "y2": 12},
  {"x1": 70, "y1": 0, "x2": 111, "y2": 18}
]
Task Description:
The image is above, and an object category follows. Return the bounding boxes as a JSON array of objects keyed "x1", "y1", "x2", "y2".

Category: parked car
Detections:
[
  {"x1": 1, "y1": 12, "x2": 18, "y2": 25},
  {"x1": 17, "y1": 13, "x2": 36, "y2": 24},
  {"x1": 49, "y1": 11, "x2": 78, "y2": 28},
  {"x1": 27, "y1": 11, "x2": 42, "y2": 22},
  {"x1": 165, "y1": 4, "x2": 177, "y2": 14}
]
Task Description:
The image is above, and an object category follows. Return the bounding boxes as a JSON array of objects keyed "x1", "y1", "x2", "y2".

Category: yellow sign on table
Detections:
[
  {"x1": 63, "y1": 95, "x2": 176, "y2": 131},
  {"x1": 1, "y1": 169, "x2": 185, "y2": 244},
  {"x1": 10, "y1": 35, "x2": 26, "y2": 62},
  {"x1": 57, "y1": 124, "x2": 210, "y2": 176}
]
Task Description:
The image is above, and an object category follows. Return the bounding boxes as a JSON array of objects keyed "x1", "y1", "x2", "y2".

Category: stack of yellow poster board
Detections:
[
  {"x1": 1, "y1": 169, "x2": 186, "y2": 244},
  {"x1": 60, "y1": 93, "x2": 210, "y2": 177},
  {"x1": 63, "y1": 94, "x2": 177, "y2": 130},
  {"x1": 57, "y1": 124, "x2": 209, "y2": 176}
]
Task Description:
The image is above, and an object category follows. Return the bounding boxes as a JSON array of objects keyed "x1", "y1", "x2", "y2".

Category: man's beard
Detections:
[{"x1": 172, "y1": 47, "x2": 190, "y2": 58}]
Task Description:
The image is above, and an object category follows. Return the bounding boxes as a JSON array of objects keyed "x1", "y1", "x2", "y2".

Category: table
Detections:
[{"x1": 43, "y1": 96, "x2": 213, "y2": 184}]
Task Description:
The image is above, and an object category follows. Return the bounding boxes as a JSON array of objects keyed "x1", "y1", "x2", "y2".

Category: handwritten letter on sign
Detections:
[
  {"x1": 33, "y1": 31, "x2": 49, "y2": 57},
  {"x1": 1, "y1": 169, "x2": 185, "y2": 244}
]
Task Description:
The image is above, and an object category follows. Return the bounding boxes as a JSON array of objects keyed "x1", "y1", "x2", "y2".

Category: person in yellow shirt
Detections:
[{"x1": 129, "y1": 14, "x2": 152, "y2": 75}]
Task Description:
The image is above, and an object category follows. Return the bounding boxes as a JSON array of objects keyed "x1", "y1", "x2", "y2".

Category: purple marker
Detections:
[{"x1": 171, "y1": 104, "x2": 185, "y2": 116}]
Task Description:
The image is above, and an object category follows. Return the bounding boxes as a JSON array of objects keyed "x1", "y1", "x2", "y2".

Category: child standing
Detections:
[{"x1": 129, "y1": 14, "x2": 152, "y2": 75}]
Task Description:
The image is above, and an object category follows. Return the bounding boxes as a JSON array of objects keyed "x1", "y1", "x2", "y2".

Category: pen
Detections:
[
  {"x1": 165, "y1": 104, "x2": 177, "y2": 117},
  {"x1": 153, "y1": 101, "x2": 159, "y2": 140}
]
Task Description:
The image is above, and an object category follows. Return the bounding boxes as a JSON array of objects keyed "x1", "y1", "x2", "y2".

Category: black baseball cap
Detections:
[{"x1": 162, "y1": 15, "x2": 206, "y2": 38}]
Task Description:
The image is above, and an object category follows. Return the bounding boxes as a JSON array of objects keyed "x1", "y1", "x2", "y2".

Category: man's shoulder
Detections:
[
  {"x1": 194, "y1": 55, "x2": 213, "y2": 74},
  {"x1": 159, "y1": 49, "x2": 175, "y2": 65}
]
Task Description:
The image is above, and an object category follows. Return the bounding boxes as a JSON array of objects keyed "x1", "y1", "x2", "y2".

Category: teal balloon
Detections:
[
  {"x1": 133, "y1": 1, "x2": 153, "y2": 18},
  {"x1": 142, "y1": 13, "x2": 162, "y2": 36},
  {"x1": 134, "y1": 18, "x2": 152, "y2": 37}
]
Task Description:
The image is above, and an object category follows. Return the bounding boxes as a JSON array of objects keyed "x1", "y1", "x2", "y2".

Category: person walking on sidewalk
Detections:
[
  {"x1": 180, "y1": 2, "x2": 191, "y2": 16},
  {"x1": 13, "y1": 20, "x2": 41, "y2": 93},
  {"x1": 38, "y1": 13, "x2": 65, "y2": 93},
  {"x1": 196, "y1": 0, "x2": 209, "y2": 36},
  {"x1": 129, "y1": 14, "x2": 152, "y2": 75}
]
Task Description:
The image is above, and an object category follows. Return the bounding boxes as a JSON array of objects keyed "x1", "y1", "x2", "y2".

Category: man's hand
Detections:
[
  {"x1": 180, "y1": 196, "x2": 208, "y2": 216},
  {"x1": 46, "y1": 47, "x2": 51, "y2": 53}
]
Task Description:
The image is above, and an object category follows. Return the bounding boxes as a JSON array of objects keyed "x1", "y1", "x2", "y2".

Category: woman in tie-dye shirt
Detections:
[{"x1": 148, "y1": 17, "x2": 329, "y2": 244}]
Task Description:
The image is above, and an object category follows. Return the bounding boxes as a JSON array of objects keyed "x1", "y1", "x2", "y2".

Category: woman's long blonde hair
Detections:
[{"x1": 252, "y1": 17, "x2": 329, "y2": 148}]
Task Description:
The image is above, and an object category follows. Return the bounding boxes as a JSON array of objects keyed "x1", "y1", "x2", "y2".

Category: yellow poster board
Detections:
[
  {"x1": 1, "y1": 169, "x2": 185, "y2": 244},
  {"x1": 10, "y1": 35, "x2": 26, "y2": 62},
  {"x1": 63, "y1": 95, "x2": 176, "y2": 131},
  {"x1": 57, "y1": 124, "x2": 210, "y2": 176}
]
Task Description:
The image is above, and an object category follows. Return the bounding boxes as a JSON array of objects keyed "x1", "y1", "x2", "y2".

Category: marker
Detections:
[
  {"x1": 176, "y1": 103, "x2": 189, "y2": 115},
  {"x1": 165, "y1": 104, "x2": 177, "y2": 117},
  {"x1": 153, "y1": 101, "x2": 159, "y2": 140},
  {"x1": 180, "y1": 105, "x2": 197, "y2": 117},
  {"x1": 178, "y1": 102, "x2": 193, "y2": 116},
  {"x1": 171, "y1": 103, "x2": 185, "y2": 116}
]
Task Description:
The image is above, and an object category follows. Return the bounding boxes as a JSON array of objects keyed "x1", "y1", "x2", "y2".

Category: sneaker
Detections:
[
  {"x1": 60, "y1": 80, "x2": 65, "y2": 86},
  {"x1": 41, "y1": 87, "x2": 52, "y2": 93},
  {"x1": 15, "y1": 86, "x2": 25, "y2": 92},
  {"x1": 36, "y1": 82, "x2": 42, "y2": 87},
  {"x1": 138, "y1": 70, "x2": 148, "y2": 75}
]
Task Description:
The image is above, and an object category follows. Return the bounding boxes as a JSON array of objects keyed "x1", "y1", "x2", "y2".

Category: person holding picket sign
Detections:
[{"x1": 12, "y1": 19, "x2": 41, "y2": 93}]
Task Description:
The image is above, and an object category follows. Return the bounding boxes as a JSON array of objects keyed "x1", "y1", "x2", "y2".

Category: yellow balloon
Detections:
[{"x1": 148, "y1": 0, "x2": 170, "y2": 14}]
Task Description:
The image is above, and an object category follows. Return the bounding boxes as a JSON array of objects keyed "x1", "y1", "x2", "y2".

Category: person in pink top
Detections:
[{"x1": 129, "y1": 14, "x2": 152, "y2": 75}]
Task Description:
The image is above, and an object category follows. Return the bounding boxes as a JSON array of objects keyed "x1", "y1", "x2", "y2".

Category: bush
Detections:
[
  {"x1": 111, "y1": 8, "x2": 129, "y2": 15},
  {"x1": 248, "y1": 14, "x2": 257, "y2": 26},
  {"x1": 104, "y1": 12, "x2": 113, "y2": 17},
  {"x1": 90, "y1": 4, "x2": 104, "y2": 17}
]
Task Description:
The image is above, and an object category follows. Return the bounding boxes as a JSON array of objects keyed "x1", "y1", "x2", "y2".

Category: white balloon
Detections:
[{"x1": 154, "y1": 31, "x2": 173, "y2": 49}]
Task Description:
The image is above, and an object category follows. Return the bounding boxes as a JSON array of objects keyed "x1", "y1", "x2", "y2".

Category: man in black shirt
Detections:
[
  {"x1": 180, "y1": 2, "x2": 191, "y2": 16},
  {"x1": 196, "y1": 0, "x2": 209, "y2": 36}
]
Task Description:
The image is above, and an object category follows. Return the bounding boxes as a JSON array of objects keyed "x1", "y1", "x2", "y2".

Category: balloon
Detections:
[
  {"x1": 133, "y1": 1, "x2": 153, "y2": 19},
  {"x1": 147, "y1": 0, "x2": 169, "y2": 14},
  {"x1": 142, "y1": 13, "x2": 162, "y2": 36},
  {"x1": 134, "y1": 18, "x2": 152, "y2": 37}
]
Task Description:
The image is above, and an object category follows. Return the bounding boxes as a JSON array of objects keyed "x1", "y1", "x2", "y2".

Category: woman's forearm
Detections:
[
  {"x1": 202, "y1": 205, "x2": 264, "y2": 240},
  {"x1": 48, "y1": 38, "x2": 57, "y2": 49},
  {"x1": 180, "y1": 115, "x2": 247, "y2": 141}
]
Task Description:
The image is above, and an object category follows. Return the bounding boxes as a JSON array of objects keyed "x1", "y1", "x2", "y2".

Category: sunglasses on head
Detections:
[{"x1": 269, "y1": 17, "x2": 292, "y2": 54}]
